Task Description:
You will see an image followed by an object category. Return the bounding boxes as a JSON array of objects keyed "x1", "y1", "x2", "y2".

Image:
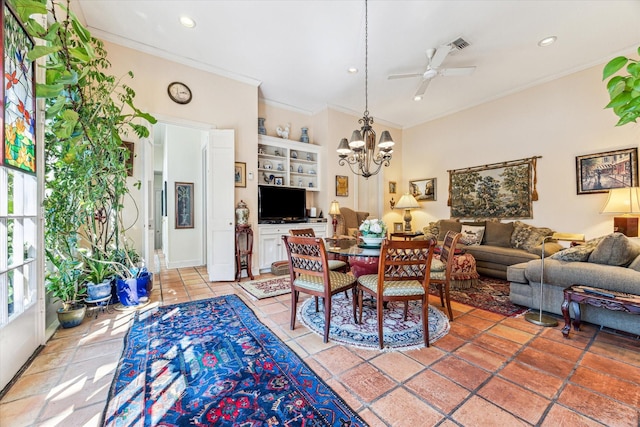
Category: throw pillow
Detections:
[
  {"x1": 588, "y1": 232, "x2": 640, "y2": 266},
  {"x1": 628, "y1": 255, "x2": 640, "y2": 272},
  {"x1": 460, "y1": 225, "x2": 485, "y2": 246},
  {"x1": 550, "y1": 236, "x2": 605, "y2": 262},
  {"x1": 510, "y1": 221, "x2": 554, "y2": 251},
  {"x1": 484, "y1": 221, "x2": 514, "y2": 247},
  {"x1": 437, "y1": 219, "x2": 461, "y2": 241},
  {"x1": 527, "y1": 242, "x2": 564, "y2": 257},
  {"x1": 423, "y1": 222, "x2": 439, "y2": 240}
]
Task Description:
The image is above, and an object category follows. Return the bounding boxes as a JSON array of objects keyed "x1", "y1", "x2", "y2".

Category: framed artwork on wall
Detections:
[
  {"x1": 409, "y1": 178, "x2": 436, "y2": 202},
  {"x1": 2, "y1": 2, "x2": 36, "y2": 174},
  {"x1": 235, "y1": 162, "x2": 246, "y2": 187},
  {"x1": 393, "y1": 222, "x2": 403, "y2": 233},
  {"x1": 576, "y1": 147, "x2": 638, "y2": 194},
  {"x1": 336, "y1": 175, "x2": 348, "y2": 197},
  {"x1": 175, "y1": 182, "x2": 194, "y2": 229},
  {"x1": 389, "y1": 181, "x2": 397, "y2": 194}
]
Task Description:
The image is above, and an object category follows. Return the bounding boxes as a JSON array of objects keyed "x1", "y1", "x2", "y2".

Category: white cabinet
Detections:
[
  {"x1": 258, "y1": 223, "x2": 327, "y2": 272},
  {"x1": 258, "y1": 135, "x2": 321, "y2": 191}
]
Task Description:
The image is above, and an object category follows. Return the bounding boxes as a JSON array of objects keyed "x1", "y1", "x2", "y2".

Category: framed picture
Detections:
[
  {"x1": 274, "y1": 176, "x2": 284, "y2": 186},
  {"x1": 235, "y1": 162, "x2": 246, "y2": 187},
  {"x1": 389, "y1": 181, "x2": 397, "y2": 194},
  {"x1": 409, "y1": 178, "x2": 436, "y2": 202},
  {"x1": 2, "y1": 2, "x2": 37, "y2": 174},
  {"x1": 175, "y1": 182, "x2": 194, "y2": 229},
  {"x1": 123, "y1": 141, "x2": 134, "y2": 176},
  {"x1": 576, "y1": 147, "x2": 638, "y2": 194},
  {"x1": 393, "y1": 222, "x2": 403, "y2": 233},
  {"x1": 336, "y1": 175, "x2": 348, "y2": 197}
]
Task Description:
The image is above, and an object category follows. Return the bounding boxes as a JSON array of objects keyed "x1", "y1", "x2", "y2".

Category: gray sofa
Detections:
[
  {"x1": 424, "y1": 219, "x2": 563, "y2": 279},
  {"x1": 508, "y1": 233, "x2": 640, "y2": 336}
]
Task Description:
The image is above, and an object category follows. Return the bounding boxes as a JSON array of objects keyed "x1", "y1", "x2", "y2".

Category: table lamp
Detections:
[
  {"x1": 395, "y1": 193, "x2": 420, "y2": 232},
  {"x1": 525, "y1": 232, "x2": 585, "y2": 327},
  {"x1": 328, "y1": 200, "x2": 341, "y2": 239},
  {"x1": 600, "y1": 187, "x2": 640, "y2": 237}
]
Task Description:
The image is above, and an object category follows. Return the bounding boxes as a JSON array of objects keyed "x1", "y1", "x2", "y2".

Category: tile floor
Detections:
[{"x1": 1, "y1": 264, "x2": 639, "y2": 426}]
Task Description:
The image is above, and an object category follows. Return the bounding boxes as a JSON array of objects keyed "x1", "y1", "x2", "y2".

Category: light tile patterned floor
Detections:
[{"x1": 1, "y1": 263, "x2": 639, "y2": 426}]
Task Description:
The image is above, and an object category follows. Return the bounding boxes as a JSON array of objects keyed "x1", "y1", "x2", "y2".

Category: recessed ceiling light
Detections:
[
  {"x1": 414, "y1": 95, "x2": 423, "y2": 101},
  {"x1": 538, "y1": 36, "x2": 557, "y2": 47},
  {"x1": 347, "y1": 67, "x2": 358, "y2": 74},
  {"x1": 180, "y1": 16, "x2": 196, "y2": 28}
]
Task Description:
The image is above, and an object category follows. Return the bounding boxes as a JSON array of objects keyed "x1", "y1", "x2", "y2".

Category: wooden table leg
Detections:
[
  {"x1": 571, "y1": 301, "x2": 582, "y2": 332},
  {"x1": 561, "y1": 289, "x2": 572, "y2": 338}
]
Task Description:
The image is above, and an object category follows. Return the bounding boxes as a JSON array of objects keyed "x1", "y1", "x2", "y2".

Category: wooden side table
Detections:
[
  {"x1": 561, "y1": 285, "x2": 640, "y2": 338},
  {"x1": 390, "y1": 231, "x2": 424, "y2": 240},
  {"x1": 235, "y1": 225, "x2": 254, "y2": 281}
]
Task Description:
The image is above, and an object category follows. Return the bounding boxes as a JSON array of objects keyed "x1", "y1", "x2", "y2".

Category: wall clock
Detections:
[{"x1": 167, "y1": 82, "x2": 192, "y2": 104}]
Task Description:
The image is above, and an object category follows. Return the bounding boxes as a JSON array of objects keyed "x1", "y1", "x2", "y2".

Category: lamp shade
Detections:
[
  {"x1": 395, "y1": 193, "x2": 420, "y2": 210},
  {"x1": 600, "y1": 187, "x2": 640, "y2": 214},
  {"x1": 328, "y1": 201, "x2": 341, "y2": 216}
]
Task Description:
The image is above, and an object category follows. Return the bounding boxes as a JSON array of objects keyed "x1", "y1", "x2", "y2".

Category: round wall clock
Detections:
[{"x1": 167, "y1": 82, "x2": 192, "y2": 104}]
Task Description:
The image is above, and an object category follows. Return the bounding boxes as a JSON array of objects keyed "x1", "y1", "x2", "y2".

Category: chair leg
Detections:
[
  {"x1": 323, "y1": 294, "x2": 332, "y2": 343},
  {"x1": 438, "y1": 284, "x2": 445, "y2": 308},
  {"x1": 314, "y1": 296, "x2": 319, "y2": 312},
  {"x1": 444, "y1": 282, "x2": 453, "y2": 321},
  {"x1": 358, "y1": 290, "x2": 365, "y2": 324},
  {"x1": 403, "y1": 301, "x2": 409, "y2": 320},
  {"x1": 352, "y1": 287, "x2": 358, "y2": 324},
  {"x1": 377, "y1": 297, "x2": 385, "y2": 349},
  {"x1": 422, "y1": 295, "x2": 430, "y2": 347},
  {"x1": 290, "y1": 290, "x2": 298, "y2": 330}
]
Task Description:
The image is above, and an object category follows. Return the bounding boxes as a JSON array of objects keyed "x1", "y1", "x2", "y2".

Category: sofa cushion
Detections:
[
  {"x1": 460, "y1": 224, "x2": 485, "y2": 245},
  {"x1": 437, "y1": 219, "x2": 461, "y2": 241},
  {"x1": 550, "y1": 236, "x2": 604, "y2": 262},
  {"x1": 629, "y1": 255, "x2": 640, "y2": 272},
  {"x1": 483, "y1": 221, "x2": 514, "y2": 247},
  {"x1": 588, "y1": 232, "x2": 640, "y2": 266},
  {"x1": 464, "y1": 245, "x2": 539, "y2": 265},
  {"x1": 424, "y1": 222, "x2": 439, "y2": 240},
  {"x1": 527, "y1": 242, "x2": 564, "y2": 257},
  {"x1": 510, "y1": 221, "x2": 554, "y2": 252}
]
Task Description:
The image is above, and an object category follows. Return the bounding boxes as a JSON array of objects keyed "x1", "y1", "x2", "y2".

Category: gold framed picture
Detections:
[
  {"x1": 393, "y1": 222, "x2": 403, "y2": 232},
  {"x1": 235, "y1": 162, "x2": 246, "y2": 187},
  {"x1": 336, "y1": 175, "x2": 348, "y2": 197},
  {"x1": 389, "y1": 181, "x2": 397, "y2": 194}
]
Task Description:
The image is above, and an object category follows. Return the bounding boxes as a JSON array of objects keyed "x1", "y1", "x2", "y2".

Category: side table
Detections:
[
  {"x1": 235, "y1": 225, "x2": 254, "y2": 281},
  {"x1": 561, "y1": 285, "x2": 640, "y2": 338},
  {"x1": 390, "y1": 231, "x2": 424, "y2": 240}
]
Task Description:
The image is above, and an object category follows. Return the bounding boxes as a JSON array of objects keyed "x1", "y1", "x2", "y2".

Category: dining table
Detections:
[{"x1": 326, "y1": 242, "x2": 381, "y2": 278}]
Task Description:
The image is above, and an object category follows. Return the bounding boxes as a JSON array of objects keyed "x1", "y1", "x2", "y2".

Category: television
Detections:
[{"x1": 258, "y1": 185, "x2": 307, "y2": 223}]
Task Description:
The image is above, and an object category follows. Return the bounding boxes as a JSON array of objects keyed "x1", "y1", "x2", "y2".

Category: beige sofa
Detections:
[{"x1": 423, "y1": 219, "x2": 563, "y2": 279}]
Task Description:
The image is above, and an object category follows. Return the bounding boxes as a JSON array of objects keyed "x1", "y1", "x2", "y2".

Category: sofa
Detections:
[
  {"x1": 508, "y1": 233, "x2": 640, "y2": 335},
  {"x1": 423, "y1": 219, "x2": 564, "y2": 279}
]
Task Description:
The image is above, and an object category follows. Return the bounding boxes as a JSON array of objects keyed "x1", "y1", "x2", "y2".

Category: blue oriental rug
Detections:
[{"x1": 102, "y1": 295, "x2": 366, "y2": 426}]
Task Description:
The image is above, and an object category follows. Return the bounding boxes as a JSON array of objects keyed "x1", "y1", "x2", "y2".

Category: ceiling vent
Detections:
[{"x1": 450, "y1": 37, "x2": 470, "y2": 51}]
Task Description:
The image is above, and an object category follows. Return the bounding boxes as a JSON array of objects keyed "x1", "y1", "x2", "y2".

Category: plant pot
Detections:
[
  {"x1": 361, "y1": 236, "x2": 384, "y2": 246},
  {"x1": 86, "y1": 280, "x2": 112, "y2": 300},
  {"x1": 57, "y1": 304, "x2": 86, "y2": 328},
  {"x1": 116, "y1": 277, "x2": 139, "y2": 306}
]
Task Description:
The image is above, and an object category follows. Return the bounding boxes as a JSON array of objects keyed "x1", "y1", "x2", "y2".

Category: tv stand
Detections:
[{"x1": 258, "y1": 222, "x2": 328, "y2": 272}]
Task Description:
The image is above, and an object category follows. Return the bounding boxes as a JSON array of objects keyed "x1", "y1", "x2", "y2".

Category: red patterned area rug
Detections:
[
  {"x1": 430, "y1": 276, "x2": 528, "y2": 317},
  {"x1": 239, "y1": 276, "x2": 290, "y2": 299}
]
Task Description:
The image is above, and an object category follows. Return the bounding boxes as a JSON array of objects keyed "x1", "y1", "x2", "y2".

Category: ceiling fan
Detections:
[{"x1": 388, "y1": 39, "x2": 476, "y2": 100}]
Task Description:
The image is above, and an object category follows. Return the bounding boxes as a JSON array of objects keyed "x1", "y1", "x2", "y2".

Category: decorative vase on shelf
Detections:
[
  {"x1": 236, "y1": 200, "x2": 249, "y2": 225},
  {"x1": 258, "y1": 118, "x2": 266, "y2": 135},
  {"x1": 300, "y1": 127, "x2": 309, "y2": 143}
]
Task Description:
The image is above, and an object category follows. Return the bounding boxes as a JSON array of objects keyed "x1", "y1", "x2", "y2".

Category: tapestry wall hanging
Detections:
[
  {"x1": 448, "y1": 156, "x2": 540, "y2": 219},
  {"x1": 2, "y1": 1, "x2": 36, "y2": 174}
]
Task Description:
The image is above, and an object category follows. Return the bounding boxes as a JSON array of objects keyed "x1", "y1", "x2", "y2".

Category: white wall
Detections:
[{"x1": 402, "y1": 63, "x2": 640, "y2": 240}]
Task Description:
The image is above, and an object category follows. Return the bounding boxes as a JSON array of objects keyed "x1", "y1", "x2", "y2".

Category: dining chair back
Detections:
[
  {"x1": 430, "y1": 230, "x2": 462, "y2": 321},
  {"x1": 282, "y1": 235, "x2": 356, "y2": 343},
  {"x1": 355, "y1": 237, "x2": 437, "y2": 348},
  {"x1": 289, "y1": 228, "x2": 348, "y2": 273}
]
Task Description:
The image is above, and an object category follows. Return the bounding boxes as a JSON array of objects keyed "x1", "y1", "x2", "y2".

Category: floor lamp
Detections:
[{"x1": 524, "y1": 232, "x2": 585, "y2": 327}]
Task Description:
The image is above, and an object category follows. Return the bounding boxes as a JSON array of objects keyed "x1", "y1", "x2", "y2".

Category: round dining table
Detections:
[{"x1": 326, "y1": 243, "x2": 381, "y2": 278}]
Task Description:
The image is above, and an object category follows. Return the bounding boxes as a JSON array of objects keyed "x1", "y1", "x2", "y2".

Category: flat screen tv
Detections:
[{"x1": 258, "y1": 185, "x2": 306, "y2": 223}]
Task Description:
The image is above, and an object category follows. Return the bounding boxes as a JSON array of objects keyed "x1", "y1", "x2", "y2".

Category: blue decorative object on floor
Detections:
[
  {"x1": 299, "y1": 293, "x2": 450, "y2": 350},
  {"x1": 102, "y1": 295, "x2": 366, "y2": 426}
]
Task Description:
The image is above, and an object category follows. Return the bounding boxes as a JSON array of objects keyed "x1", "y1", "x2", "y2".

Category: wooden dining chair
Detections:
[
  {"x1": 430, "y1": 230, "x2": 462, "y2": 321},
  {"x1": 355, "y1": 237, "x2": 437, "y2": 349},
  {"x1": 282, "y1": 235, "x2": 357, "y2": 343},
  {"x1": 289, "y1": 228, "x2": 348, "y2": 272}
]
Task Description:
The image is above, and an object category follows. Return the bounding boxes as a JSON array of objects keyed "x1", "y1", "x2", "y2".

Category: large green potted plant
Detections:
[
  {"x1": 45, "y1": 251, "x2": 86, "y2": 328},
  {"x1": 12, "y1": 0, "x2": 156, "y2": 318},
  {"x1": 603, "y1": 46, "x2": 640, "y2": 126}
]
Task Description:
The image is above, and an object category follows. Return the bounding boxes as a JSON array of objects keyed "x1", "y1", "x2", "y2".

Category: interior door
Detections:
[
  {"x1": 206, "y1": 129, "x2": 235, "y2": 281},
  {"x1": 142, "y1": 138, "x2": 155, "y2": 272}
]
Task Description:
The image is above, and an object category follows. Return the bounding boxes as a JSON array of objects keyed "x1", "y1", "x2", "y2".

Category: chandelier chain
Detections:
[{"x1": 364, "y1": 0, "x2": 368, "y2": 116}]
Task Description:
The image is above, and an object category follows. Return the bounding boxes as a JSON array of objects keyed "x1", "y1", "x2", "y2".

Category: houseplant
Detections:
[
  {"x1": 83, "y1": 253, "x2": 116, "y2": 300},
  {"x1": 603, "y1": 46, "x2": 640, "y2": 126},
  {"x1": 12, "y1": 0, "x2": 156, "y2": 314},
  {"x1": 45, "y1": 252, "x2": 86, "y2": 328},
  {"x1": 359, "y1": 218, "x2": 387, "y2": 246}
]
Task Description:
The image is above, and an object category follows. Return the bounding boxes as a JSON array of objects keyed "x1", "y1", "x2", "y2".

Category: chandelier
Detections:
[{"x1": 337, "y1": 0, "x2": 394, "y2": 179}]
